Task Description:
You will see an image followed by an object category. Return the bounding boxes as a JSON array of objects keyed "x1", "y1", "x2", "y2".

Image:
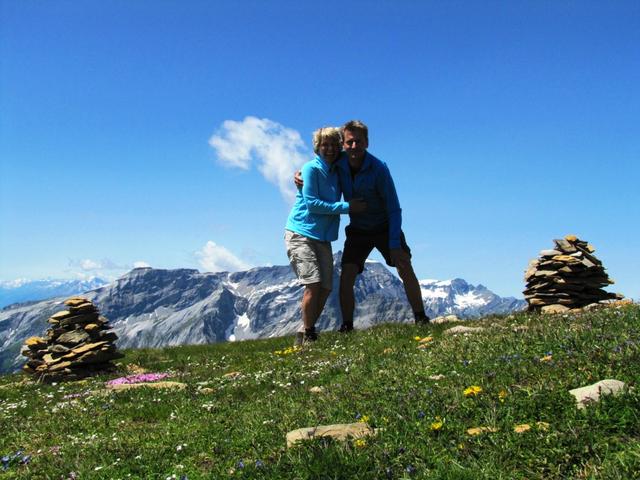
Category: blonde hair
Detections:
[{"x1": 312, "y1": 127, "x2": 342, "y2": 154}]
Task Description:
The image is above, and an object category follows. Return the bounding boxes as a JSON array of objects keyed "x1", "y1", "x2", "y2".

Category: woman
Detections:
[{"x1": 285, "y1": 127, "x2": 365, "y2": 345}]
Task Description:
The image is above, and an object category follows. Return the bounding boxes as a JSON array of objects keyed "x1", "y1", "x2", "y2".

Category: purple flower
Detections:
[
  {"x1": 255, "y1": 460, "x2": 264, "y2": 468},
  {"x1": 105, "y1": 373, "x2": 170, "y2": 387},
  {"x1": 237, "y1": 460, "x2": 245, "y2": 469},
  {"x1": 417, "y1": 411, "x2": 425, "y2": 419},
  {"x1": 1, "y1": 456, "x2": 9, "y2": 471},
  {"x1": 405, "y1": 464, "x2": 416, "y2": 474}
]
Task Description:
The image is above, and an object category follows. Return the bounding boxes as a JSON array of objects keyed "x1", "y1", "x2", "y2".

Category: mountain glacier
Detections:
[{"x1": 0, "y1": 256, "x2": 525, "y2": 373}]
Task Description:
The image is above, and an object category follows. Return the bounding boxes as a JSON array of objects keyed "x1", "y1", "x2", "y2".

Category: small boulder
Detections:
[
  {"x1": 569, "y1": 379, "x2": 627, "y2": 409},
  {"x1": 286, "y1": 423, "x2": 377, "y2": 448},
  {"x1": 444, "y1": 325, "x2": 485, "y2": 335}
]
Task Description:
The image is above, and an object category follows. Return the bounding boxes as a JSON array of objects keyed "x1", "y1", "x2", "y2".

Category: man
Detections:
[
  {"x1": 295, "y1": 120, "x2": 430, "y2": 331},
  {"x1": 335, "y1": 120, "x2": 430, "y2": 331}
]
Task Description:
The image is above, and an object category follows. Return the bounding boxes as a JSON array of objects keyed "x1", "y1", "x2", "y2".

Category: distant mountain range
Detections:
[
  {"x1": 0, "y1": 278, "x2": 108, "y2": 309},
  {"x1": 0, "y1": 255, "x2": 526, "y2": 373}
]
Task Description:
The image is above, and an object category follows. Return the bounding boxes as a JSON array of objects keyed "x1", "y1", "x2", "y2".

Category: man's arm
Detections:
[{"x1": 378, "y1": 163, "x2": 402, "y2": 248}]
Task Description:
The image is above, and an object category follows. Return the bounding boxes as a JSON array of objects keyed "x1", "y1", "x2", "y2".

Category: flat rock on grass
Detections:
[
  {"x1": 107, "y1": 381, "x2": 187, "y2": 392},
  {"x1": 444, "y1": 325, "x2": 485, "y2": 335},
  {"x1": 569, "y1": 379, "x2": 627, "y2": 409},
  {"x1": 431, "y1": 314, "x2": 459, "y2": 324},
  {"x1": 286, "y1": 423, "x2": 377, "y2": 448}
]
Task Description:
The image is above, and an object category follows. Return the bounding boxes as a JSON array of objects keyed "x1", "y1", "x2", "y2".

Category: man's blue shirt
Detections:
[
  {"x1": 336, "y1": 152, "x2": 403, "y2": 249},
  {"x1": 285, "y1": 155, "x2": 349, "y2": 242}
]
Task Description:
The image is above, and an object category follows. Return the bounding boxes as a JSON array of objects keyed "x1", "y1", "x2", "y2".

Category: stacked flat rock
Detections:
[
  {"x1": 21, "y1": 297, "x2": 123, "y2": 382},
  {"x1": 524, "y1": 235, "x2": 622, "y2": 312}
]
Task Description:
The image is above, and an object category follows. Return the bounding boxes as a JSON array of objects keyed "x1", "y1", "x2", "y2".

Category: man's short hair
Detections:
[
  {"x1": 312, "y1": 127, "x2": 342, "y2": 154},
  {"x1": 342, "y1": 120, "x2": 369, "y2": 141}
]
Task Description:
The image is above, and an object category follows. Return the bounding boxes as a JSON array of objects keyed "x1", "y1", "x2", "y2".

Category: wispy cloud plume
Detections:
[
  {"x1": 209, "y1": 116, "x2": 308, "y2": 202},
  {"x1": 67, "y1": 258, "x2": 151, "y2": 279},
  {"x1": 196, "y1": 241, "x2": 251, "y2": 273}
]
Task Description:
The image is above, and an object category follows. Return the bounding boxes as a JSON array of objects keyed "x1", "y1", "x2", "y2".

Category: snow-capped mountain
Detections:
[
  {"x1": 0, "y1": 256, "x2": 525, "y2": 373},
  {"x1": 420, "y1": 278, "x2": 526, "y2": 318},
  {"x1": 0, "y1": 278, "x2": 108, "y2": 309}
]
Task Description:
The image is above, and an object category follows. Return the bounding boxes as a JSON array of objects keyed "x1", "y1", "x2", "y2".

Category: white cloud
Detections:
[
  {"x1": 209, "y1": 116, "x2": 309, "y2": 202},
  {"x1": 196, "y1": 241, "x2": 251, "y2": 273},
  {"x1": 133, "y1": 261, "x2": 151, "y2": 268},
  {"x1": 80, "y1": 259, "x2": 103, "y2": 270}
]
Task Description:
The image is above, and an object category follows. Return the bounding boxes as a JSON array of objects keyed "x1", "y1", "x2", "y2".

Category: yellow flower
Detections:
[
  {"x1": 463, "y1": 385, "x2": 483, "y2": 397},
  {"x1": 466, "y1": 426, "x2": 498, "y2": 436},
  {"x1": 414, "y1": 336, "x2": 422, "y2": 341},
  {"x1": 383, "y1": 347, "x2": 394, "y2": 354},
  {"x1": 540, "y1": 355, "x2": 552, "y2": 362},
  {"x1": 430, "y1": 420, "x2": 444, "y2": 431},
  {"x1": 354, "y1": 438, "x2": 366, "y2": 448},
  {"x1": 498, "y1": 389, "x2": 508, "y2": 402},
  {"x1": 514, "y1": 424, "x2": 531, "y2": 433},
  {"x1": 536, "y1": 421, "x2": 550, "y2": 431},
  {"x1": 358, "y1": 415, "x2": 370, "y2": 423}
]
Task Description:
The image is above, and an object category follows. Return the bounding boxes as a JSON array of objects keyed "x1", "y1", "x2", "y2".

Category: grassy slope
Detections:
[{"x1": 1, "y1": 305, "x2": 639, "y2": 479}]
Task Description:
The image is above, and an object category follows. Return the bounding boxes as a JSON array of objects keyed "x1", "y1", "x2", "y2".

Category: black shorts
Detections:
[{"x1": 341, "y1": 224, "x2": 411, "y2": 274}]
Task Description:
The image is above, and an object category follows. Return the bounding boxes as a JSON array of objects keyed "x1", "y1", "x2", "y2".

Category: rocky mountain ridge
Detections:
[{"x1": 0, "y1": 256, "x2": 526, "y2": 373}]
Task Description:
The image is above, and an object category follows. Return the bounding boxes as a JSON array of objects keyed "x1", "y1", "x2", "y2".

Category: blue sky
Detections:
[{"x1": 1, "y1": 0, "x2": 638, "y2": 298}]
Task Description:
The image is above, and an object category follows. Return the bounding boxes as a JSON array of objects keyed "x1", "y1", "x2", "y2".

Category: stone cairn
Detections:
[
  {"x1": 22, "y1": 297, "x2": 123, "y2": 382},
  {"x1": 524, "y1": 235, "x2": 622, "y2": 313}
]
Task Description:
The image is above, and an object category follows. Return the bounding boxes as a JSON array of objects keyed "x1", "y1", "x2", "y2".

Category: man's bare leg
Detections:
[{"x1": 395, "y1": 256, "x2": 430, "y2": 323}]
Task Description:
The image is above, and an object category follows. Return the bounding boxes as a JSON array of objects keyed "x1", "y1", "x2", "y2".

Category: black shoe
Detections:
[
  {"x1": 338, "y1": 323, "x2": 354, "y2": 333},
  {"x1": 303, "y1": 328, "x2": 318, "y2": 343},
  {"x1": 415, "y1": 313, "x2": 431, "y2": 325}
]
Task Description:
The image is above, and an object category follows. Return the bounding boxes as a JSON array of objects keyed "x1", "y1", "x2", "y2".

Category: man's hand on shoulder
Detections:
[{"x1": 294, "y1": 170, "x2": 303, "y2": 189}]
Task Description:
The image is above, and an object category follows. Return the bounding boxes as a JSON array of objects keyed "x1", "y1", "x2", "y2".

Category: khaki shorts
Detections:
[{"x1": 284, "y1": 230, "x2": 333, "y2": 290}]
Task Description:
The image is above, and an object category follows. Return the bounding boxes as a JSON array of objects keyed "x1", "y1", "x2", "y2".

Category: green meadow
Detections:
[{"x1": 1, "y1": 305, "x2": 639, "y2": 479}]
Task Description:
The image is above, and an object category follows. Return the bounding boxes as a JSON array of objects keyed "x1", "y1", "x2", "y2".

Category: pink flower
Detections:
[{"x1": 105, "y1": 373, "x2": 170, "y2": 387}]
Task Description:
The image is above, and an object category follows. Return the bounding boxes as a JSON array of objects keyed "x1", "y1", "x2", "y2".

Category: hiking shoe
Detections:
[
  {"x1": 415, "y1": 313, "x2": 431, "y2": 325},
  {"x1": 338, "y1": 323, "x2": 354, "y2": 333},
  {"x1": 303, "y1": 329, "x2": 318, "y2": 343}
]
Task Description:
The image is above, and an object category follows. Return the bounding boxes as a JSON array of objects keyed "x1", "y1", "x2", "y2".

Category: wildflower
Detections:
[
  {"x1": 105, "y1": 373, "x2": 170, "y2": 387},
  {"x1": 255, "y1": 460, "x2": 264, "y2": 468},
  {"x1": 405, "y1": 464, "x2": 417, "y2": 474},
  {"x1": 414, "y1": 336, "x2": 421, "y2": 341},
  {"x1": 540, "y1": 354, "x2": 553, "y2": 362},
  {"x1": 430, "y1": 420, "x2": 444, "y2": 431},
  {"x1": 354, "y1": 438, "x2": 367, "y2": 448},
  {"x1": 466, "y1": 426, "x2": 498, "y2": 436},
  {"x1": 237, "y1": 460, "x2": 245, "y2": 469},
  {"x1": 357, "y1": 414, "x2": 370, "y2": 423},
  {"x1": 417, "y1": 411, "x2": 425, "y2": 419},
  {"x1": 1, "y1": 456, "x2": 9, "y2": 471},
  {"x1": 514, "y1": 424, "x2": 531, "y2": 433},
  {"x1": 498, "y1": 389, "x2": 508, "y2": 402},
  {"x1": 463, "y1": 385, "x2": 482, "y2": 397},
  {"x1": 536, "y1": 421, "x2": 550, "y2": 431}
]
